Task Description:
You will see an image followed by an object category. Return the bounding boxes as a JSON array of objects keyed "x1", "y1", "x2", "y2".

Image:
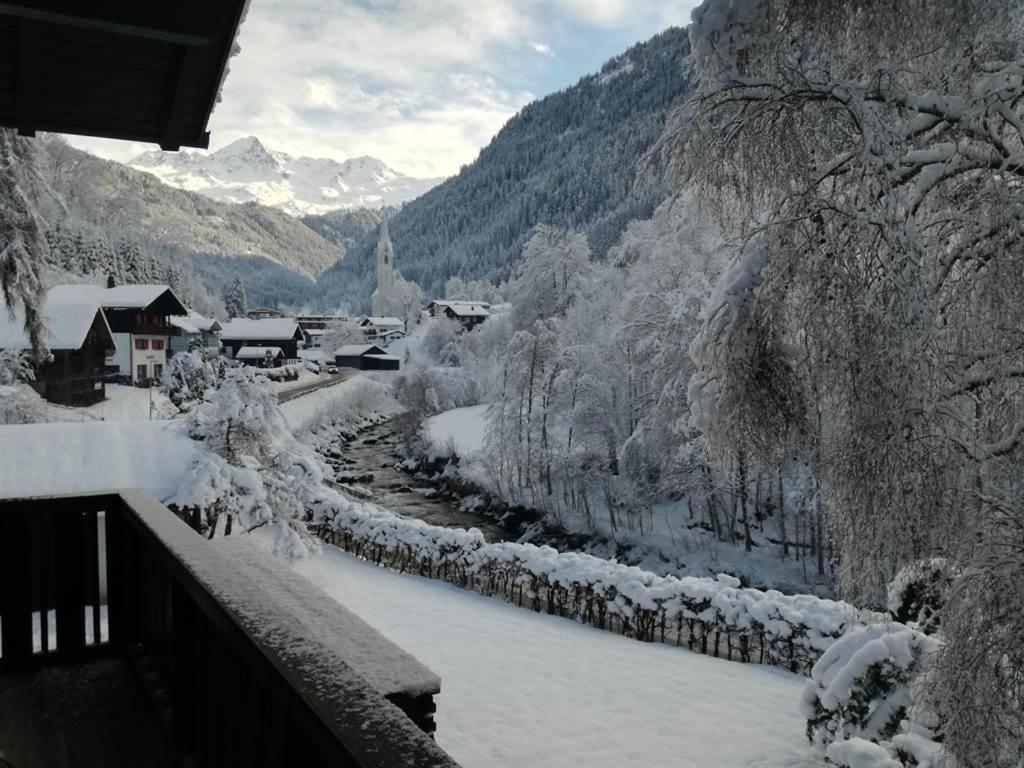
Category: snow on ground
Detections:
[
  {"x1": 293, "y1": 544, "x2": 823, "y2": 768},
  {"x1": 424, "y1": 404, "x2": 489, "y2": 457},
  {"x1": 84, "y1": 384, "x2": 176, "y2": 422},
  {"x1": 0, "y1": 420, "x2": 200, "y2": 500},
  {"x1": 383, "y1": 317, "x2": 431, "y2": 363},
  {"x1": 280, "y1": 372, "x2": 402, "y2": 435}
]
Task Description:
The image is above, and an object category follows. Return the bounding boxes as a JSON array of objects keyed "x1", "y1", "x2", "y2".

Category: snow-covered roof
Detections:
[
  {"x1": 430, "y1": 299, "x2": 492, "y2": 309},
  {"x1": 378, "y1": 328, "x2": 407, "y2": 338},
  {"x1": 0, "y1": 288, "x2": 112, "y2": 351},
  {"x1": 306, "y1": 328, "x2": 326, "y2": 336},
  {"x1": 220, "y1": 317, "x2": 301, "y2": 341},
  {"x1": 365, "y1": 354, "x2": 400, "y2": 361},
  {"x1": 170, "y1": 311, "x2": 222, "y2": 335},
  {"x1": 334, "y1": 344, "x2": 387, "y2": 357},
  {"x1": 444, "y1": 304, "x2": 490, "y2": 318},
  {"x1": 236, "y1": 346, "x2": 284, "y2": 359},
  {"x1": 42, "y1": 283, "x2": 188, "y2": 315},
  {"x1": 359, "y1": 316, "x2": 403, "y2": 328},
  {"x1": 0, "y1": 421, "x2": 202, "y2": 502}
]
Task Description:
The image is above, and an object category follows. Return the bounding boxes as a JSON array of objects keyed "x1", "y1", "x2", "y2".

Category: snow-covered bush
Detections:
[
  {"x1": 0, "y1": 382, "x2": 47, "y2": 424},
  {"x1": 886, "y1": 559, "x2": 956, "y2": 634},
  {"x1": 0, "y1": 348, "x2": 34, "y2": 385},
  {"x1": 310, "y1": 492, "x2": 878, "y2": 669},
  {"x1": 161, "y1": 350, "x2": 221, "y2": 412},
  {"x1": 175, "y1": 366, "x2": 330, "y2": 557},
  {"x1": 802, "y1": 624, "x2": 942, "y2": 764},
  {"x1": 262, "y1": 363, "x2": 301, "y2": 382}
]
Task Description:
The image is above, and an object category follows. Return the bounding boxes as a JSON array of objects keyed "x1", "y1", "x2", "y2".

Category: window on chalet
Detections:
[
  {"x1": 135, "y1": 339, "x2": 149, "y2": 350},
  {"x1": 151, "y1": 339, "x2": 165, "y2": 351}
]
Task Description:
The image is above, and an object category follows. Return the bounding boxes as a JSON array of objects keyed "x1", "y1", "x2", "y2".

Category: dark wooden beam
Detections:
[
  {"x1": 160, "y1": 46, "x2": 206, "y2": 151},
  {"x1": 0, "y1": 1, "x2": 214, "y2": 47},
  {"x1": 15, "y1": 17, "x2": 37, "y2": 137}
]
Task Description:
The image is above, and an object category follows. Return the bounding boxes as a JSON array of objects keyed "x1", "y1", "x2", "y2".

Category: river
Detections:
[{"x1": 325, "y1": 421, "x2": 511, "y2": 542}]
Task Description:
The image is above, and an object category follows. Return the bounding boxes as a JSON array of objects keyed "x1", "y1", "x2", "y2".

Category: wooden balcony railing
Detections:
[{"x1": 0, "y1": 490, "x2": 459, "y2": 768}]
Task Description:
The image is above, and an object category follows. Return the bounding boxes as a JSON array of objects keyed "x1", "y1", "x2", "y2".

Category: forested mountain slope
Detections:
[
  {"x1": 36, "y1": 139, "x2": 341, "y2": 279},
  {"x1": 313, "y1": 27, "x2": 691, "y2": 310}
]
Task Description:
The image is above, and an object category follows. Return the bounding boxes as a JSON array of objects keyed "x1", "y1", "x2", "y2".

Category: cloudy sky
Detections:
[{"x1": 68, "y1": 0, "x2": 698, "y2": 178}]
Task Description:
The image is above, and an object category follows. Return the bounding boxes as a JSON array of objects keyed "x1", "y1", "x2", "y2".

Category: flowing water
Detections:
[{"x1": 326, "y1": 421, "x2": 510, "y2": 541}]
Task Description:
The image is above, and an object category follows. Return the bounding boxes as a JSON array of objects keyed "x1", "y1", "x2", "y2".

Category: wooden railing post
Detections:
[{"x1": 0, "y1": 504, "x2": 33, "y2": 667}]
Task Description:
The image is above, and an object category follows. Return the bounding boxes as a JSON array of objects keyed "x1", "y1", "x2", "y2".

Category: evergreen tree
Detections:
[{"x1": 221, "y1": 276, "x2": 247, "y2": 318}]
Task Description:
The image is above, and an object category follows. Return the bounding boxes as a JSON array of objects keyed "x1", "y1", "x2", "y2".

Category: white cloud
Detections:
[
  {"x1": 65, "y1": 0, "x2": 695, "y2": 176},
  {"x1": 530, "y1": 40, "x2": 555, "y2": 57}
]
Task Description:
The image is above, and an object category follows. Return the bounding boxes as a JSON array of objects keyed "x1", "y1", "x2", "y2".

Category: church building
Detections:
[{"x1": 370, "y1": 215, "x2": 399, "y2": 317}]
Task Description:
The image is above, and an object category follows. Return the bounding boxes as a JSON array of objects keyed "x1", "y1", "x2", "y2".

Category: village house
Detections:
[
  {"x1": 428, "y1": 300, "x2": 490, "y2": 330},
  {"x1": 0, "y1": 287, "x2": 115, "y2": 406},
  {"x1": 358, "y1": 316, "x2": 405, "y2": 341},
  {"x1": 427, "y1": 299, "x2": 492, "y2": 318},
  {"x1": 234, "y1": 346, "x2": 287, "y2": 367},
  {"x1": 56, "y1": 282, "x2": 189, "y2": 386},
  {"x1": 246, "y1": 307, "x2": 284, "y2": 319},
  {"x1": 169, "y1": 310, "x2": 222, "y2": 356},
  {"x1": 219, "y1": 317, "x2": 305, "y2": 362},
  {"x1": 334, "y1": 344, "x2": 401, "y2": 371}
]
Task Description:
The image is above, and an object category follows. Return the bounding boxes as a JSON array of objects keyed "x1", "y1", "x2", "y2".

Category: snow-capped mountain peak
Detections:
[{"x1": 128, "y1": 137, "x2": 443, "y2": 217}]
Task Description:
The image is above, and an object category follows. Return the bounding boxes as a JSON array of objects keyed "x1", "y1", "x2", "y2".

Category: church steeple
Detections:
[{"x1": 372, "y1": 213, "x2": 396, "y2": 316}]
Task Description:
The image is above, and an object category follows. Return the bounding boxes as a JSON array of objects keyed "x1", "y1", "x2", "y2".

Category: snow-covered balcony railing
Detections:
[{"x1": 0, "y1": 490, "x2": 458, "y2": 768}]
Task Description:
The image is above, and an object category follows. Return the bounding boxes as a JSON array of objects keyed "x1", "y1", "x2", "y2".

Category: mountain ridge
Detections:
[{"x1": 129, "y1": 136, "x2": 444, "y2": 217}]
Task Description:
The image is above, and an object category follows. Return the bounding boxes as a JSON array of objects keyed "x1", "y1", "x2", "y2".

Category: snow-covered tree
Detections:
[
  {"x1": 421, "y1": 317, "x2": 464, "y2": 366},
  {"x1": 377, "y1": 275, "x2": 425, "y2": 331},
  {"x1": 510, "y1": 226, "x2": 592, "y2": 330},
  {"x1": 221, "y1": 277, "x2": 247, "y2": 318},
  {"x1": 0, "y1": 129, "x2": 49, "y2": 362},
  {"x1": 673, "y1": 0, "x2": 1024, "y2": 761},
  {"x1": 320, "y1": 319, "x2": 364, "y2": 357},
  {"x1": 161, "y1": 349, "x2": 222, "y2": 412},
  {"x1": 178, "y1": 367, "x2": 329, "y2": 556}
]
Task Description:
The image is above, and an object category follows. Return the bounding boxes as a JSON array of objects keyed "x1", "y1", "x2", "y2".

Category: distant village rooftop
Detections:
[{"x1": 219, "y1": 317, "x2": 302, "y2": 341}]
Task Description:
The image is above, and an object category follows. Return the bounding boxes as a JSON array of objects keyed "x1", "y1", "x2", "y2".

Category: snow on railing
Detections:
[{"x1": 311, "y1": 493, "x2": 880, "y2": 670}]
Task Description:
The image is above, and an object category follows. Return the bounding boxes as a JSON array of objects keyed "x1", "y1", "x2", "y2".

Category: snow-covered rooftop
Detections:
[
  {"x1": 444, "y1": 304, "x2": 490, "y2": 318},
  {"x1": 430, "y1": 299, "x2": 492, "y2": 309},
  {"x1": 0, "y1": 288, "x2": 111, "y2": 351},
  {"x1": 0, "y1": 421, "x2": 202, "y2": 502},
  {"x1": 236, "y1": 346, "x2": 284, "y2": 359},
  {"x1": 170, "y1": 310, "x2": 221, "y2": 335},
  {"x1": 365, "y1": 354, "x2": 400, "y2": 361},
  {"x1": 51, "y1": 283, "x2": 184, "y2": 310},
  {"x1": 220, "y1": 318, "x2": 300, "y2": 341},
  {"x1": 334, "y1": 344, "x2": 387, "y2": 357},
  {"x1": 360, "y1": 316, "x2": 403, "y2": 328}
]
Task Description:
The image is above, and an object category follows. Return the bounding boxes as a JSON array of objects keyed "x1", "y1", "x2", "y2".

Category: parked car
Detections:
[{"x1": 305, "y1": 360, "x2": 321, "y2": 375}]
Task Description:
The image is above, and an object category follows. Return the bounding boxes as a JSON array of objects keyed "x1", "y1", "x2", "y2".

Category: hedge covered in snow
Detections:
[{"x1": 309, "y1": 493, "x2": 881, "y2": 670}]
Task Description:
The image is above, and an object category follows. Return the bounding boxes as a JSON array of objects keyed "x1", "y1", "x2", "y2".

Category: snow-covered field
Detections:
[
  {"x1": 84, "y1": 384, "x2": 175, "y2": 421},
  {"x1": 294, "y1": 545, "x2": 822, "y2": 768},
  {"x1": 424, "y1": 403, "x2": 489, "y2": 457}
]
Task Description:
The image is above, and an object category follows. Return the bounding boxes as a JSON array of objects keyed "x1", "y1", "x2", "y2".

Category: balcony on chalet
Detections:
[{"x1": 0, "y1": 491, "x2": 459, "y2": 768}]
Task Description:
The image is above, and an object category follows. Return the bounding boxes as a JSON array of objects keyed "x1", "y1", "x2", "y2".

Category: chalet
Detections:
[
  {"x1": 359, "y1": 316, "x2": 404, "y2": 340},
  {"x1": 50, "y1": 283, "x2": 188, "y2": 386},
  {"x1": 220, "y1": 318, "x2": 304, "y2": 361},
  {"x1": 439, "y1": 302, "x2": 490, "y2": 330},
  {"x1": 101, "y1": 285, "x2": 188, "y2": 385},
  {"x1": 296, "y1": 313, "x2": 349, "y2": 331},
  {"x1": 246, "y1": 307, "x2": 284, "y2": 320},
  {"x1": 235, "y1": 346, "x2": 286, "y2": 368},
  {"x1": 169, "y1": 310, "x2": 222, "y2": 355},
  {"x1": 427, "y1": 299, "x2": 492, "y2": 319},
  {"x1": 0, "y1": 287, "x2": 115, "y2": 406},
  {"x1": 334, "y1": 344, "x2": 401, "y2": 371}
]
